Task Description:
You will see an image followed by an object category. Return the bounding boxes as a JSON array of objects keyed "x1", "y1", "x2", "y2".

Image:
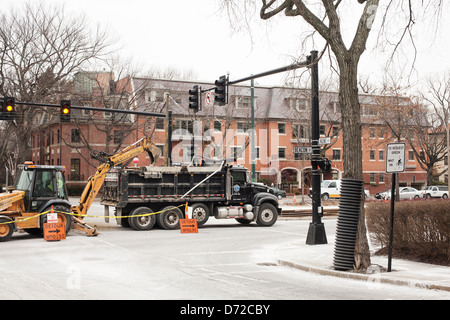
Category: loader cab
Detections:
[{"x1": 14, "y1": 163, "x2": 68, "y2": 212}]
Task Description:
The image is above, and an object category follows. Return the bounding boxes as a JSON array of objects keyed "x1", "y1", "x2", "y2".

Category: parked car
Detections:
[
  {"x1": 378, "y1": 187, "x2": 421, "y2": 200},
  {"x1": 269, "y1": 187, "x2": 287, "y2": 200},
  {"x1": 375, "y1": 189, "x2": 389, "y2": 199},
  {"x1": 308, "y1": 179, "x2": 370, "y2": 201},
  {"x1": 420, "y1": 186, "x2": 448, "y2": 199}
]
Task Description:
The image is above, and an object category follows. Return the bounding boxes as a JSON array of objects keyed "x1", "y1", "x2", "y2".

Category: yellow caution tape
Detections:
[{"x1": 0, "y1": 203, "x2": 187, "y2": 225}]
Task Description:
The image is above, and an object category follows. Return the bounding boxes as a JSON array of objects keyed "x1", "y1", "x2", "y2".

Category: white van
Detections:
[{"x1": 309, "y1": 180, "x2": 370, "y2": 201}]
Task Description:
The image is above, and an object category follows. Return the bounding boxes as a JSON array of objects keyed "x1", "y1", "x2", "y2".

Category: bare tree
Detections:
[
  {"x1": 219, "y1": 0, "x2": 444, "y2": 270},
  {"x1": 423, "y1": 73, "x2": 450, "y2": 190},
  {"x1": 407, "y1": 106, "x2": 448, "y2": 185},
  {"x1": 0, "y1": 1, "x2": 113, "y2": 179}
]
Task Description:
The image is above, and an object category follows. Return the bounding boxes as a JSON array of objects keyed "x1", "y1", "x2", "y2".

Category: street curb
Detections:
[{"x1": 277, "y1": 260, "x2": 450, "y2": 292}]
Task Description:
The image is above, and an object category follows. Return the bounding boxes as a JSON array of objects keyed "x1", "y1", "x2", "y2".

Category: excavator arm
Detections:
[{"x1": 71, "y1": 137, "x2": 161, "y2": 236}]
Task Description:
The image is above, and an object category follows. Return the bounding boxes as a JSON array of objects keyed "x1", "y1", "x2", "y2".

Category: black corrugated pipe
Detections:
[{"x1": 333, "y1": 179, "x2": 363, "y2": 270}]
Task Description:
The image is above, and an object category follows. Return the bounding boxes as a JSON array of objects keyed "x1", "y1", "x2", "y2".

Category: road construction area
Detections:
[{"x1": 1, "y1": 198, "x2": 449, "y2": 300}]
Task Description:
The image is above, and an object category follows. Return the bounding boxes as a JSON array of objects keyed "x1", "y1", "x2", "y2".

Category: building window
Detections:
[
  {"x1": 173, "y1": 119, "x2": 193, "y2": 134},
  {"x1": 278, "y1": 147, "x2": 286, "y2": 159},
  {"x1": 332, "y1": 126, "x2": 339, "y2": 137},
  {"x1": 235, "y1": 96, "x2": 251, "y2": 109},
  {"x1": 113, "y1": 130, "x2": 123, "y2": 145},
  {"x1": 419, "y1": 151, "x2": 425, "y2": 161},
  {"x1": 237, "y1": 122, "x2": 251, "y2": 132},
  {"x1": 332, "y1": 149, "x2": 341, "y2": 161},
  {"x1": 278, "y1": 123, "x2": 286, "y2": 134},
  {"x1": 370, "y1": 150, "x2": 375, "y2": 160},
  {"x1": 71, "y1": 129, "x2": 81, "y2": 143},
  {"x1": 409, "y1": 150, "x2": 415, "y2": 161},
  {"x1": 379, "y1": 150, "x2": 384, "y2": 161},
  {"x1": 369, "y1": 127, "x2": 375, "y2": 138},
  {"x1": 214, "y1": 120, "x2": 222, "y2": 131},
  {"x1": 292, "y1": 124, "x2": 310, "y2": 140},
  {"x1": 379, "y1": 173, "x2": 384, "y2": 183},
  {"x1": 254, "y1": 147, "x2": 260, "y2": 159},
  {"x1": 290, "y1": 98, "x2": 309, "y2": 111},
  {"x1": 231, "y1": 146, "x2": 244, "y2": 161},
  {"x1": 70, "y1": 159, "x2": 81, "y2": 181},
  {"x1": 155, "y1": 117, "x2": 165, "y2": 130},
  {"x1": 370, "y1": 173, "x2": 375, "y2": 183},
  {"x1": 319, "y1": 125, "x2": 326, "y2": 135}
]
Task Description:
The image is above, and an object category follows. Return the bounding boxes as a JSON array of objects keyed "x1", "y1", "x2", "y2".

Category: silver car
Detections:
[{"x1": 380, "y1": 187, "x2": 421, "y2": 200}]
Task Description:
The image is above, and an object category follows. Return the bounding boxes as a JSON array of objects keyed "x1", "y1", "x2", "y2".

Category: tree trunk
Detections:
[{"x1": 338, "y1": 57, "x2": 371, "y2": 270}]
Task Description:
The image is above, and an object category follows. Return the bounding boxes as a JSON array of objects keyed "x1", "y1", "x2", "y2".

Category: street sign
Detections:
[
  {"x1": 205, "y1": 92, "x2": 212, "y2": 106},
  {"x1": 47, "y1": 212, "x2": 58, "y2": 224},
  {"x1": 318, "y1": 137, "x2": 331, "y2": 145},
  {"x1": 43, "y1": 222, "x2": 66, "y2": 241},
  {"x1": 180, "y1": 218, "x2": 198, "y2": 234},
  {"x1": 386, "y1": 143, "x2": 406, "y2": 173},
  {"x1": 293, "y1": 146, "x2": 312, "y2": 154}
]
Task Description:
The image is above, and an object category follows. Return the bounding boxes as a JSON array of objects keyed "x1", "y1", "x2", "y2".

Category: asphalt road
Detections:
[{"x1": 1, "y1": 200, "x2": 447, "y2": 301}]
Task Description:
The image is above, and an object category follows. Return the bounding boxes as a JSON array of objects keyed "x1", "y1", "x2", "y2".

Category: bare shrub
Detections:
[{"x1": 366, "y1": 199, "x2": 449, "y2": 266}]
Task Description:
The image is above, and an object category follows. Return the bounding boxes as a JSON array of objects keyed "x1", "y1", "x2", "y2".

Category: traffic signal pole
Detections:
[
  {"x1": 306, "y1": 50, "x2": 327, "y2": 245},
  {"x1": 13, "y1": 100, "x2": 173, "y2": 164},
  {"x1": 208, "y1": 50, "x2": 327, "y2": 245}
]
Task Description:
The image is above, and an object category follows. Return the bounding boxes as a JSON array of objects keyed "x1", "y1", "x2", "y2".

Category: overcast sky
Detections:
[{"x1": 2, "y1": 0, "x2": 450, "y2": 91}]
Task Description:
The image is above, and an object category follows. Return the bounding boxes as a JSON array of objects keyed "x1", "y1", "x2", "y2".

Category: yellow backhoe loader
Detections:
[{"x1": 0, "y1": 137, "x2": 160, "y2": 241}]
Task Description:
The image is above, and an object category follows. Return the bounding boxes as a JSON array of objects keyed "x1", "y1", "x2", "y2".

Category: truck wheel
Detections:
[
  {"x1": 0, "y1": 217, "x2": 14, "y2": 242},
  {"x1": 256, "y1": 203, "x2": 278, "y2": 227},
  {"x1": 157, "y1": 206, "x2": 183, "y2": 230},
  {"x1": 128, "y1": 207, "x2": 156, "y2": 231},
  {"x1": 42, "y1": 205, "x2": 73, "y2": 234},
  {"x1": 191, "y1": 203, "x2": 209, "y2": 227},
  {"x1": 321, "y1": 193, "x2": 330, "y2": 201}
]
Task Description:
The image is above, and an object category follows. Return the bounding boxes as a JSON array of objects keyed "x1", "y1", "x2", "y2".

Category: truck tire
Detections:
[
  {"x1": 128, "y1": 207, "x2": 156, "y2": 231},
  {"x1": 256, "y1": 203, "x2": 278, "y2": 227},
  {"x1": 321, "y1": 193, "x2": 330, "y2": 201},
  {"x1": 157, "y1": 206, "x2": 183, "y2": 230},
  {"x1": 41, "y1": 205, "x2": 73, "y2": 234},
  {"x1": 0, "y1": 217, "x2": 14, "y2": 242},
  {"x1": 191, "y1": 203, "x2": 209, "y2": 227}
]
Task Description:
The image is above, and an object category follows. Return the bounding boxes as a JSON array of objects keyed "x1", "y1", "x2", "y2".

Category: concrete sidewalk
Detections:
[{"x1": 276, "y1": 203, "x2": 450, "y2": 293}]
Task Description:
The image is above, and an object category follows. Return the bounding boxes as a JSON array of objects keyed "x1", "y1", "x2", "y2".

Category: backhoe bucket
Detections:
[
  {"x1": 147, "y1": 144, "x2": 161, "y2": 165},
  {"x1": 72, "y1": 217, "x2": 99, "y2": 237}
]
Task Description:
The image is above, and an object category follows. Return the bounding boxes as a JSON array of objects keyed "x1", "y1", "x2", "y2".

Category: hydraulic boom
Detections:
[{"x1": 71, "y1": 137, "x2": 161, "y2": 236}]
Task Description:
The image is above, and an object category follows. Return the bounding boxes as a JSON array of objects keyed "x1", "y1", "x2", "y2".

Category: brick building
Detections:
[{"x1": 31, "y1": 75, "x2": 428, "y2": 195}]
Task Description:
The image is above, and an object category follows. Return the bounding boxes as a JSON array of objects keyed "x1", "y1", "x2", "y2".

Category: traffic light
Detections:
[
  {"x1": 214, "y1": 75, "x2": 227, "y2": 106},
  {"x1": 0, "y1": 97, "x2": 16, "y2": 120},
  {"x1": 60, "y1": 100, "x2": 71, "y2": 123},
  {"x1": 188, "y1": 85, "x2": 200, "y2": 113},
  {"x1": 317, "y1": 158, "x2": 332, "y2": 173}
]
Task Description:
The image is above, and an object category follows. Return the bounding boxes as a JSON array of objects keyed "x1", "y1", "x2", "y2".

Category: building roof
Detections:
[{"x1": 128, "y1": 77, "x2": 422, "y2": 126}]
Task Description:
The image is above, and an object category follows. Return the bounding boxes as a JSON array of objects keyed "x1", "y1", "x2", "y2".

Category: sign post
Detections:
[{"x1": 385, "y1": 142, "x2": 406, "y2": 272}]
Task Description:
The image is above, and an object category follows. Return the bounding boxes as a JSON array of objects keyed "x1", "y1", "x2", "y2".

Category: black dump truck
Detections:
[{"x1": 101, "y1": 163, "x2": 281, "y2": 231}]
